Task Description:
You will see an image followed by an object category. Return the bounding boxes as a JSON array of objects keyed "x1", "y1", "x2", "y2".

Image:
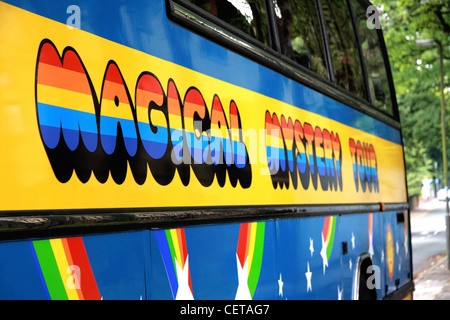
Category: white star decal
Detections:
[
  {"x1": 309, "y1": 237, "x2": 314, "y2": 257},
  {"x1": 404, "y1": 236, "x2": 409, "y2": 254},
  {"x1": 338, "y1": 285, "x2": 343, "y2": 300},
  {"x1": 320, "y1": 235, "x2": 328, "y2": 274},
  {"x1": 235, "y1": 254, "x2": 252, "y2": 300},
  {"x1": 351, "y1": 232, "x2": 355, "y2": 249},
  {"x1": 305, "y1": 262, "x2": 312, "y2": 292},
  {"x1": 368, "y1": 236, "x2": 374, "y2": 259},
  {"x1": 278, "y1": 273, "x2": 284, "y2": 297},
  {"x1": 175, "y1": 256, "x2": 194, "y2": 300}
]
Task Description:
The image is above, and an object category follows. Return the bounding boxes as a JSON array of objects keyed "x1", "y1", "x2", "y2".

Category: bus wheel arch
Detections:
[{"x1": 352, "y1": 253, "x2": 378, "y2": 300}]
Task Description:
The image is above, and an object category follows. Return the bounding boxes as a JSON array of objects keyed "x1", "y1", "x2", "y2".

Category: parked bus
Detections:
[{"x1": 0, "y1": 0, "x2": 413, "y2": 300}]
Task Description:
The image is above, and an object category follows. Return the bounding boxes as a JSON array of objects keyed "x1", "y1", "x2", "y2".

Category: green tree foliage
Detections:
[{"x1": 373, "y1": 0, "x2": 449, "y2": 196}]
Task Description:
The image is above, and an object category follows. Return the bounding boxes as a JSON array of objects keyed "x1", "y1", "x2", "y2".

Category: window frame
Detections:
[
  {"x1": 165, "y1": 0, "x2": 400, "y2": 126},
  {"x1": 348, "y1": 0, "x2": 399, "y2": 119}
]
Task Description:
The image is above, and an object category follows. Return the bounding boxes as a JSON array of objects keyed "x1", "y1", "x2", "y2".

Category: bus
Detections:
[{"x1": 0, "y1": 0, "x2": 413, "y2": 300}]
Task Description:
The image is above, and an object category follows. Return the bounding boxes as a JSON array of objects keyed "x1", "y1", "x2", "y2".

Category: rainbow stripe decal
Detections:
[
  {"x1": 155, "y1": 228, "x2": 193, "y2": 300},
  {"x1": 29, "y1": 237, "x2": 101, "y2": 300},
  {"x1": 322, "y1": 216, "x2": 337, "y2": 263},
  {"x1": 235, "y1": 222, "x2": 265, "y2": 300}
]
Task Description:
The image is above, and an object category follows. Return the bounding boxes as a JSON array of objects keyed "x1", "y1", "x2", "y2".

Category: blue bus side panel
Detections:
[
  {"x1": 0, "y1": 211, "x2": 411, "y2": 299},
  {"x1": 383, "y1": 211, "x2": 412, "y2": 295},
  {"x1": 82, "y1": 231, "x2": 150, "y2": 300},
  {"x1": 339, "y1": 213, "x2": 386, "y2": 299},
  {"x1": 0, "y1": 241, "x2": 47, "y2": 299},
  {"x1": 0, "y1": 231, "x2": 149, "y2": 300},
  {"x1": 185, "y1": 223, "x2": 242, "y2": 300},
  {"x1": 148, "y1": 221, "x2": 278, "y2": 300},
  {"x1": 274, "y1": 217, "x2": 342, "y2": 300}
]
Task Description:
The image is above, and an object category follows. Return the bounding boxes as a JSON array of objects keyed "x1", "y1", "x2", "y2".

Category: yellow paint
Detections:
[
  {"x1": 247, "y1": 223, "x2": 257, "y2": 274},
  {"x1": 0, "y1": 3, "x2": 407, "y2": 212},
  {"x1": 49, "y1": 239, "x2": 80, "y2": 300},
  {"x1": 386, "y1": 224, "x2": 395, "y2": 281},
  {"x1": 170, "y1": 229, "x2": 182, "y2": 268},
  {"x1": 37, "y1": 84, "x2": 95, "y2": 114}
]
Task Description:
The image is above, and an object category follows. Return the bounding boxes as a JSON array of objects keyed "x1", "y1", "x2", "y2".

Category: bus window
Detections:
[
  {"x1": 187, "y1": 0, "x2": 270, "y2": 47},
  {"x1": 351, "y1": 0, "x2": 393, "y2": 115},
  {"x1": 273, "y1": 0, "x2": 328, "y2": 78},
  {"x1": 321, "y1": 0, "x2": 365, "y2": 98}
]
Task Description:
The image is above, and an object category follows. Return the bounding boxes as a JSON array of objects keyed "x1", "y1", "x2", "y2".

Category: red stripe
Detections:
[
  {"x1": 104, "y1": 63, "x2": 123, "y2": 84},
  {"x1": 265, "y1": 112, "x2": 280, "y2": 128},
  {"x1": 178, "y1": 228, "x2": 192, "y2": 293},
  {"x1": 230, "y1": 101, "x2": 238, "y2": 116},
  {"x1": 184, "y1": 90, "x2": 204, "y2": 106},
  {"x1": 66, "y1": 237, "x2": 101, "y2": 300},
  {"x1": 137, "y1": 74, "x2": 161, "y2": 93},
  {"x1": 167, "y1": 80, "x2": 179, "y2": 100},
  {"x1": 38, "y1": 42, "x2": 62, "y2": 67},
  {"x1": 229, "y1": 101, "x2": 240, "y2": 129},
  {"x1": 62, "y1": 50, "x2": 85, "y2": 74},
  {"x1": 38, "y1": 42, "x2": 85, "y2": 74},
  {"x1": 212, "y1": 96, "x2": 223, "y2": 112},
  {"x1": 236, "y1": 223, "x2": 249, "y2": 267},
  {"x1": 322, "y1": 217, "x2": 330, "y2": 238},
  {"x1": 179, "y1": 228, "x2": 188, "y2": 263}
]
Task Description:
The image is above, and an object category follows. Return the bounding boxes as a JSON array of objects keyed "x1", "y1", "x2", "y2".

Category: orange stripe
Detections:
[
  {"x1": 176, "y1": 228, "x2": 185, "y2": 264},
  {"x1": 184, "y1": 101, "x2": 205, "y2": 119},
  {"x1": 61, "y1": 238, "x2": 85, "y2": 300},
  {"x1": 101, "y1": 80, "x2": 130, "y2": 103},
  {"x1": 168, "y1": 97, "x2": 182, "y2": 116},
  {"x1": 230, "y1": 113, "x2": 239, "y2": 127},
  {"x1": 37, "y1": 62, "x2": 91, "y2": 95},
  {"x1": 244, "y1": 223, "x2": 252, "y2": 263},
  {"x1": 266, "y1": 122, "x2": 281, "y2": 132},
  {"x1": 136, "y1": 88, "x2": 164, "y2": 108}
]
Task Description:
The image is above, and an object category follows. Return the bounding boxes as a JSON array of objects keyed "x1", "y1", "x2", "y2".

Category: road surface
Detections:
[{"x1": 411, "y1": 200, "x2": 448, "y2": 278}]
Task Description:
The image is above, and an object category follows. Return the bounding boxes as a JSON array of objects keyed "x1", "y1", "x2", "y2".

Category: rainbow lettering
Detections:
[
  {"x1": 265, "y1": 111, "x2": 342, "y2": 191},
  {"x1": 349, "y1": 138, "x2": 379, "y2": 193},
  {"x1": 35, "y1": 39, "x2": 251, "y2": 187},
  {"x1": 29, "y1": 237, "x2": 100, "y2": 300}
]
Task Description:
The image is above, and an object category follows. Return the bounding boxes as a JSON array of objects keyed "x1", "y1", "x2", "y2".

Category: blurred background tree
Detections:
[{"x1": 372, "y1": 0, "x2": 449, "y2": 197}]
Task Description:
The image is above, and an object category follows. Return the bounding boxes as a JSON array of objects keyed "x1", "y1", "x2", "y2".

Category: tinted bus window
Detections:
[
  {"x1": 321, "y1": 0, "x2": 365, "y2": 98},
  {"x1": 187, "y1": 0, "x2": 270, "y2": 46},
  {"x1": 351, "y1": 0, "x2": 393, "y2": 114},
  {"x1": 273, "y1": 0, "x2": 328, "y2": 78}
]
